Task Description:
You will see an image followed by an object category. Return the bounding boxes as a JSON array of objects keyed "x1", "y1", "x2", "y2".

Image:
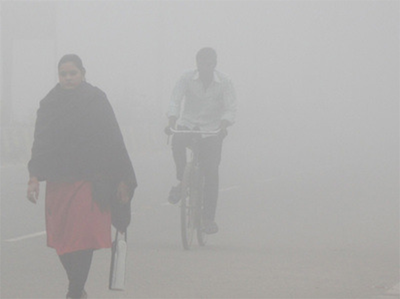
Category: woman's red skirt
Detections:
[{"x1": 45, "y1": 181, "x2": 112, "y2": 256}]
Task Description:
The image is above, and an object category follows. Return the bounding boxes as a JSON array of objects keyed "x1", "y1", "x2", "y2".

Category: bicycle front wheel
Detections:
[
  {"x1": 196, "y1": 174, "x2": 207, "y2": 246},
  {"x1": 180, "y1": 163, "x2": 195, "y2": 250}
]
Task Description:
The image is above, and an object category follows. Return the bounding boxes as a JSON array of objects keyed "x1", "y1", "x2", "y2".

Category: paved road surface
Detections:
[{"x1": 1, "y1": 146, "x2": 398, "y2": 298}]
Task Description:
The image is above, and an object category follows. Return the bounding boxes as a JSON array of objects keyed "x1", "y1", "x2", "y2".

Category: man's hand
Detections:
[
  {"x1": 27, "y1": 177, "x2": 39, "y2": 204},
  {"x1": 219, "y1": 120, "x2": 230, "y2": 138},
  {"x1": 164, "y1": 116, "x2": 177, "y2": 135},
  {"x1": 117, "y1": 181, "x2": 130, "y2": 203},
  {"x1": 164, "y1": 125, "x2": 173, "y2": 136}
]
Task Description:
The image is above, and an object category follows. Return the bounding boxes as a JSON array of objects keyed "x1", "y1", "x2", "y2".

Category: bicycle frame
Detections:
[{"x1": 169, "y1": 127, "x2": 220, "y2": 249}]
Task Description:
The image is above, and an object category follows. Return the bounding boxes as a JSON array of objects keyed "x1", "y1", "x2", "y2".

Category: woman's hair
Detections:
[{"x1": 58, "y1": 54, "x2": 85, "y2": 73}]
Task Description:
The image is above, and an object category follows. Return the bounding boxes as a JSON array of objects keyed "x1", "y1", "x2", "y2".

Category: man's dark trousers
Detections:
[{"x1": 172, "y1": 129, "x2": 223, "y2": 222}]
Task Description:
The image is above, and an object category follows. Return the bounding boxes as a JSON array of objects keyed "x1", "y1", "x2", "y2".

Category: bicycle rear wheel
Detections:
[{"x1": 180, "y1": 163, "x2": 195, "y2": 250}]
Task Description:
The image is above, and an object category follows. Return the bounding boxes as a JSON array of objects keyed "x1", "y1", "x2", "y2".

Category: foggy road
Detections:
[{"x1": 1, "y1": 146, "x2": 398, "y2": 298}]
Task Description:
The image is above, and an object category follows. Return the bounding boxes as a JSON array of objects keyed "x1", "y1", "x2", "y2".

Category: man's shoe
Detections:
[
  {"x1": 168, "y1": 184, "x2": 181, "y2": 204},
  {"x1": 203, "y1": 220, "x2": 218, "y2": 234}
]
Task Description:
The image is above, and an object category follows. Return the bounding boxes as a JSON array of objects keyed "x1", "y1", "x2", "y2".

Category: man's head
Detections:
[{"x1": 196, "y1": 47, "x2": 217, "y2": 79}]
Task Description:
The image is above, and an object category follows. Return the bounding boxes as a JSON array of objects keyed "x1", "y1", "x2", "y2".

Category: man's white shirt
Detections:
[{"x1": 168, "y1": 69, "x2": 237, "y2": 132}]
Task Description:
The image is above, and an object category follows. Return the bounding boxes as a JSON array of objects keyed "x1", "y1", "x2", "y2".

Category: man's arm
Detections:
[
  {"x1": 221, "y1": 79, "x2": 237, "y2": 127},
  {"x1": 165, "y1": 74, "x2": 187, "y2": 135},
  {"x1": 167, "y1": 74, "x2": 187, "y2": 122}
]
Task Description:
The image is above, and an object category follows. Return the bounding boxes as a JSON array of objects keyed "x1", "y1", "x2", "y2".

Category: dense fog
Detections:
[
  {"x1": 3, "y1": 1, "x2": 398, "y2": 173},
  {"x1": 1, "y1": 1, "x2": 398, "y2": 298}
]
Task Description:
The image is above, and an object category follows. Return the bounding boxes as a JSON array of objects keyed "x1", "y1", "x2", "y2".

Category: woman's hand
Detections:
[
  {"x1": 117, "y1": 181, "x2": 129, "y2": 203},
  {"x1": 27, "y1": 177, "x2": 40, "y2": 204}
]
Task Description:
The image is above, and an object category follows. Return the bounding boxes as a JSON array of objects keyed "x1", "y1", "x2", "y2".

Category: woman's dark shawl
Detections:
[{"x1": 28, "y1": 82, "x2": 137, "y2": 229}]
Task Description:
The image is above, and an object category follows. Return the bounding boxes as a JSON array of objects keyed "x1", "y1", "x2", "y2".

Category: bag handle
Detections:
[{"x1": 114, "y1": 229, "x2": 127, "y2": 242}]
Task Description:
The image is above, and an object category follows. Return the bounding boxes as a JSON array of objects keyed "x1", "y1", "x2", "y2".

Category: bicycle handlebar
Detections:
[{"x1": 169, "y1": 127, "x2": 221, "y2": 135}]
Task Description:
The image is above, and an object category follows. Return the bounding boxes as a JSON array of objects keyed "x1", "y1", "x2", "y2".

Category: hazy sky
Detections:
[{"x1": 2, "y1": 1, "x2": 398, "y2": 175}]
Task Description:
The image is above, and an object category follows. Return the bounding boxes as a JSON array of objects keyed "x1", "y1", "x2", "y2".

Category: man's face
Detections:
[{"x1": 197, "y1": 57, "x2": 217, "y2": 78}]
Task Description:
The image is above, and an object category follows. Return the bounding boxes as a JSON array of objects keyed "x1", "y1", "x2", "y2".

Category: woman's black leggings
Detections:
[{"x1": 59, "y1": 249, "x2": 94, "y2": 299}]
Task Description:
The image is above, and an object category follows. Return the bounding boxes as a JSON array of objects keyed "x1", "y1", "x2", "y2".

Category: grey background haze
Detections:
[{"x1": 2, "y1": 1, "x2": 398, "y2": 176}]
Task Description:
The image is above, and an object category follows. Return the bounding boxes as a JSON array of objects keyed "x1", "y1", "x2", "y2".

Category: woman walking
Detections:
[{"x1": 26, "y1": 54, "x2": 137, "y2": 299}]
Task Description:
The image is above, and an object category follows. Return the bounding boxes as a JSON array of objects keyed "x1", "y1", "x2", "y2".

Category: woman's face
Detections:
[{"x1": 58, "y1": 62, "x2": 84, "y2": 89}]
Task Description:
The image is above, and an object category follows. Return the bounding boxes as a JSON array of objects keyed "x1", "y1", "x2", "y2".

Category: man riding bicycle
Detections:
[{"x1": 165, "y1": 47, "x2": 237, "y2": 234}]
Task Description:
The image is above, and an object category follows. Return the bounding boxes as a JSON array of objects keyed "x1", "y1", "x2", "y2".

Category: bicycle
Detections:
[{"x1": 169, "y1": 127, "x2": 221, "y2": 250}]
